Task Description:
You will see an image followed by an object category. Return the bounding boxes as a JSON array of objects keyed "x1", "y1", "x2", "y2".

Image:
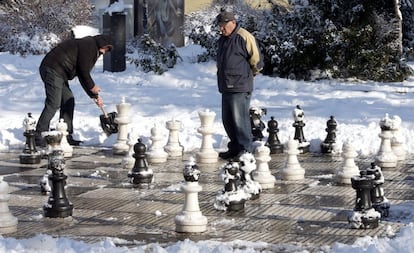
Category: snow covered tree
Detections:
[{"x1": 0, "y1": 0, "x2": 93, "y2": 55}]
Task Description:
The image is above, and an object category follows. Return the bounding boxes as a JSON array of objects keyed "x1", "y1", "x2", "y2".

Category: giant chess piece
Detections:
[
  {"x1": 56, "y1": 118, "x2": 73, "y2": 158},
  {"x1": 375, "y1": 113, "x2": 398, "y2": 169},
  {"x1": 282, "y1": 139, "x2": 305, "y2": 180},
  {"x1": 265, "y1": 116, "x2": 283, "y2": 154},
  {"x1": 42, "y1": 130, "x2": 63, "y2": 154},
  {"x1": 147, "y1": 124, "x2": 168, "y2": 164},
  {"x1": 113, "y1": 97, "x2": 131, "y2": 155},
  {"x1": 249, "y1": 107, "x2": 267, "y2": 141},
  {"x1": 390, "y1": 115, "x2": 406, "y2": 161},
  {"x1": 174, "y1": 158, "x2": 208, "y2": 233},
  {"x1": 43, "y1": 148, "x2": 73, "y2": 218},
  {"x1": 348, "y1": 170, "x2": 381, "y2": 229},
  {"x1": 292, "y1": 105, "x2": 310, "y2": 153},
  {"x1": 0, "y1": 176, "x2": 18, "y2": 234},
  {"x1": 121, "y1": 132, "x2": 136, "y2": 170},
  {"x1": 320, "y1": 116, "x2": 338, "y2": 154},
  {"x1": 196, "y1": 109, "x2": 218, "y2": 164},
  {"x1": 19, "y1": 112, "x2": 41, "y2": 164},
  {"x1": 164, "y1": 118, "x2": 184, "y2": 158},
  {"x1": 253, "y1": 142, "x2": 276, "y2": 189},
  {"x1": 128, "y1": 138, "x2": 154, "y2": 185},
  {"x1": 214, "y1": 160, "x2": 248, "y2": 211},
  {"x1": 366, "y1": 162, "x2": 390, "y2": 217},
  {"x1": 239, "y1": 152, "x2": 262, "y2": 199},
  {"x1": 336, "y1": 142, "x2": 360, "y2": 184}
]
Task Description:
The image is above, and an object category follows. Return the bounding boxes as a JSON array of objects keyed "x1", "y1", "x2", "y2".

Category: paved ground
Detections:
[{"x1": 0, "y1": 146, "x2": 413, "y2": 249}]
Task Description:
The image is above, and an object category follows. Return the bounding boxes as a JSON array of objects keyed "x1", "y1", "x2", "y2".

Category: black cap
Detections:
[
  {"x1": 216, "y1": 11, "x2": 235, "y2": 25},
  {"x1": 94, "y1": 35, "x2": 113, "y2": 52}
]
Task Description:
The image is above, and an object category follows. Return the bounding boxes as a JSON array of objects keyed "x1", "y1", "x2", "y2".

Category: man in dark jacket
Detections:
[
  {"x1": 35, "y1": 35, "x2": 113, "y2": 146},
  {"x1": 216, "y1": 11, "x2": 263, "y2": 160}
]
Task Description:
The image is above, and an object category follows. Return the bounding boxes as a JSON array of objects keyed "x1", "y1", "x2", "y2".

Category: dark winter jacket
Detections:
[
  {"x1": 40, "y1": 35, "x2": 112, "y2": 98},
  {"x1": 216, "y1": 24, "x2": 263, "y2": 93}
]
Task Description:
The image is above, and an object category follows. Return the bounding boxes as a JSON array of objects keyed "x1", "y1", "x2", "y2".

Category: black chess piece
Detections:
[
  {"x1": 367, "y1": 162, "x2": 390, "y2": 217},
  {"x1": 265, "y1": 116, "x2": 284, "y2": 154},
  {"x1": 292, "y1": 105, "x2": 309, "y2": 153},
  {"x1": 19, "y1": 113, "x2": 41, "y2": 164},
  {"x1": 128, "y1": 138, "x2": 153, "y2": 185},
  {"x1": 249, "y1": 107, "x2": 267, "y2": 141},
  {"x1": 43, "y1": 149, "x2": 73, "y2": 218},
  {"x1": 348, "y1": 170, "x2": 380, "y2": 229},
  {"x1": 321, "y1": 115, "x2": 337, "y2": 153},
  {"x1": 223, "y1": 160, "x2": 246, "y2": 211}
]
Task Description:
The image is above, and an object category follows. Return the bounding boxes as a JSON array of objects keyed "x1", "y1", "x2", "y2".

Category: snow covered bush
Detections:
[
  {"x1": 126, "y1": 35, "x2": 181, "y2": 74},
  {"x1": 401, "y1": 0, "x2": 414, "y2": 60},
  {"x1": 0, "y1": 0, "x2": 93, "y2": 55},
  {"x1": 186, "y1": 0, "x2": 413, "y2": 82}
]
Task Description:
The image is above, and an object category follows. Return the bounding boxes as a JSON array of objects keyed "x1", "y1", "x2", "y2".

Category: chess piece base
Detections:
[
  {"x1": 175, "y1": 212, "x2": 208, "y2": 233},
  {"x1": 19, "y1": 153, "x2": 41, "y2": 164}
]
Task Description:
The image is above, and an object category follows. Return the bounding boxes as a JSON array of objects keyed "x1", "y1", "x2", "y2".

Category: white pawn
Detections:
[
  {"x1": 336, "y1": 142, "x2": 360, "y2": 184},
  {"x1": 121, "y1": 133, "x2": 136, "y2": 170},
  {"x1": 0, "y1": 176, "x2": 18, "y2": 234},
  {"x1": 113, "y1": 97, "x2": 131, "y2": 155},
  {"x1": 175, "y1": 158, "x2": 207, "y2": 233},
  {"x1": 164, "y1": 118, "x2": 184, "y2": 158},
  {"x1": 390, "y1": 115, "x2": 406, "y2": 161},
  {"x1": 147, "y1": 124, "x2": 168, "y2": 164},
  {"x1": 282, "y1": 139, "x2": 305, "y2": 180},
  {"x1": 375, "y1": 113, "x2": 398, "y2": 169},
  {"x1": 196, "y1": 109, "x2": 218, "y2": 164},
  {"x1": 56, "y1": 118, "x2": 73, "y2": 157},
  {"x1": 253, "y1": 142, "x2": 276, "y2": 189}
]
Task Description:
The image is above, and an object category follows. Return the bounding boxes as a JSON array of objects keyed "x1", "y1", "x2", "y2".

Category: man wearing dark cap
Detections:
[
  {"x1": 215, "y1": 11, "x2": 263, "y2": 160},
  {"x1": 35, "y1": 35, "x2": 113, "y2": 146}
]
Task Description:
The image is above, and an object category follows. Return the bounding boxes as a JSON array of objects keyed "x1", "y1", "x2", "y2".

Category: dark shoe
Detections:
[
  {"x1": 67, "y1": 135, "x2": 82, "y2": 146},
  {"x1": 219, "y1": 150, "x2": 239, "y2": 160}
]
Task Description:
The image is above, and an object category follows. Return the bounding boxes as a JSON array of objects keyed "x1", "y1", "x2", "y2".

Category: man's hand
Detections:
[
  {"x1": 94, "y1": 96, "x2": 104, "y2": 108},
  {"x1": 90, "y1": 85, "x2": 101, "y2": 95}
]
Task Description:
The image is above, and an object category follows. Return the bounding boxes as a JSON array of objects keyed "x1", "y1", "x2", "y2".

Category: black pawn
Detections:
[
  {"x1": 223, "y1": 161, "x2": 245, "y2": 211},
  {"x1": 292, "y1": 105, "x2": 309, "y2": 153},
  {"x1": 367, "y1": 162, "x2": 390, "y2": 217},
  {"x1": 128, "y1": 138, "x2": 153, "y2": 185},
  {"x1": 43, "y1": 150, "x2": 73, "y2": 218},
  {"x1": 19, "y1": 113, "x2": 41, "y2": 164},
  {"x1": 266, "y1": 116, "x2": 284, "y2": 154},
  {"x1": 249, "y1": 108, "x2": 266, "y2": 141},
  {"x1": 320, "y1": 115, "x2": 337, "y2": 153}
]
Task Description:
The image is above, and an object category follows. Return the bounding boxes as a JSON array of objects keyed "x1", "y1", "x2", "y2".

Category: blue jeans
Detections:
[
  {"x1": 221, "y1": 92, "x2": 253, "y2": 153},
  {"x1": 36, "y1": 66, "x2": 75, "y2": 134}
]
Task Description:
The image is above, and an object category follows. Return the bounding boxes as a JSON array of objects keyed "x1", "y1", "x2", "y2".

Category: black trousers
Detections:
[{"x1": 36, "y1": 66, "x2": 75, "y2": 135}]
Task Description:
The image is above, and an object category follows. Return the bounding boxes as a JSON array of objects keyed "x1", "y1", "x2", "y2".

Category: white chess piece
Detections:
[
  {"x1": 164, "y1": 118, "x2": 184, "y2": 158},
  {"x1": 282, "y1": 138, "x2": 305, "y2": 180},
  {"x1": 336, "y1": 142, "x2": 360, "y2": 184},
  {"x1": 196, "y1": 109, "x2": 218, "y2": 163},
  {"x1": 56, "y1": 118, "x2": 73, "y2": 157},
  {"x1": 174, "y1": 158, "x2": 207, "y2": 233},
  {"x1": 390, "y1": 115, "x2": 406, "y2": 161},
  {"x1": 253, "y1": 142, "x2": 276, "y2": 189},
  {"x1": 113, "y1": 97, "x2": 131, "y2": 155},
  {"x1": 121, "y1": 132, "x2": 136, "y2": 170},
  {"x1": 375, "y1": 113, "x2": 398, "y2": 169},
  {"x1": 0, "y1": 176, "x2": 18, "y2": 234},
  {"x1": 147, "y1": 124, "x2": 168, "y2": 164}
]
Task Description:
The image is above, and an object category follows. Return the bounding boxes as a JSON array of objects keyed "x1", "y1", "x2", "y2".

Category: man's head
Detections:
[
  {"x1": 216, "y1": 11, "x2": 236, "y2": 36},
  {"x1": 94, "y1": 35, "x2": 113, "y2": 54}
]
